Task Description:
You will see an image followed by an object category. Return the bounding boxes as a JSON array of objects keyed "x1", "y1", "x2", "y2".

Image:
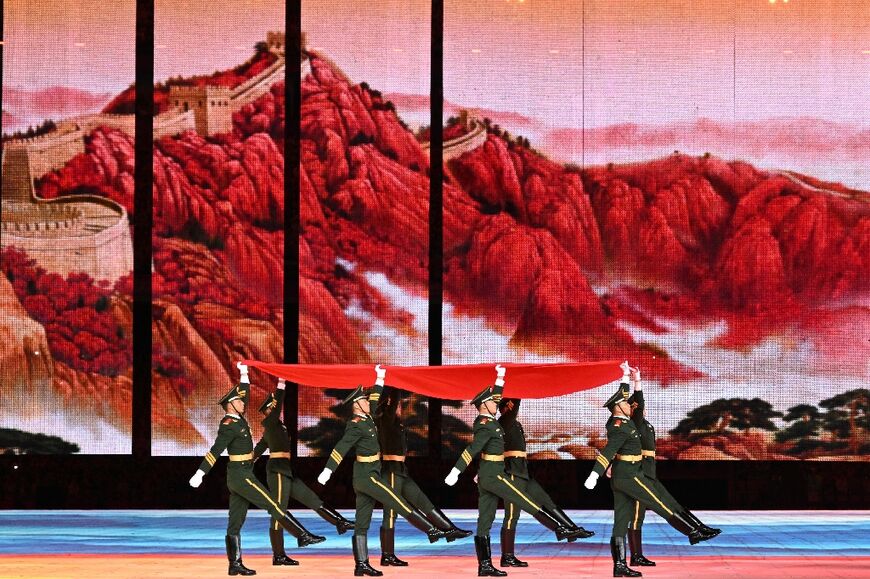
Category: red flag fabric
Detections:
[{"x1": 241, "y1": 361, "x2": 623, "y2": 401}]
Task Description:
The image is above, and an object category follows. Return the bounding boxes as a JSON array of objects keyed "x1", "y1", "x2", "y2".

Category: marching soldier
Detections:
[
  {"x1": 317, "y1": 365, "x2": 448, "y2": 577},
  {"x1": 625, "y1": 365, "x2": 721, "y2": 568},
  {"x1": 189, "y1": 363, "x2": 325, "y2": 577},
  {"x1": 497, "y1": 397, "x2": 594, "y2": 568},
  {"x1": 445, "y1": 365, "x2": 578, "y2": 577},
  {"x1": 583, "y1": 362, "x2": 718, "y2": 578},
  {"x1": 375, "y1": 384, "x2": 472, "y2": 567},
  {"x1": 253, "y1": 377, "x2": 355, "y2": 567}
]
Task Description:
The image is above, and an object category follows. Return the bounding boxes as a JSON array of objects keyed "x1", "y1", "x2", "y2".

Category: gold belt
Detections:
[
  {"x1": 615, "y1": 454, "x2": 642, "y2": 463},
  {"x1": 504, "y1": 451, "x2": 527, "y2": 458},
  {"x1": 356, "y1": 453, "x2": 381, "y2": 463},
  {"x1": 382, "y1": 454, "x2": 405, "y2": 462},
  {"x1": 642, "y1": 450, "x2": 656, "y2": 458},
  {"x1": 269, "y1": 452, "x2": 291, "y2": 459},
  {"x1": 481, "y1": 453, "x2": 504, "y2": 461},
  {"x1": 229, "y1": 453, "x2": 254, "y2": 462}
]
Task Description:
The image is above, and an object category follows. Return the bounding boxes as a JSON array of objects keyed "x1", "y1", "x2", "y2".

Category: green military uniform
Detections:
[
  {"x1": 198, "y1": 383, "x2": 292, "y2": 536},
  {"x1": 498, "y1": 398, "x2": 592, "y2": 567},
  {"x1": 323, "y1": 384, "x2": 441, "y2": 539},
  {"x1": 375, "y1": 387, "x2": 470, "y2": 566},
  {"x1": 454, "y1": 387, "x2": 560, "y2": 538},
  {"x1": 196, "y1": 380, "x2": 323, "y2": 576},
  {"x1": 626, "y1": 388, "x2": 682, "y2": 533},
  {"x1": 253, "y1": 385, "x2": 353, "y2": 565}
]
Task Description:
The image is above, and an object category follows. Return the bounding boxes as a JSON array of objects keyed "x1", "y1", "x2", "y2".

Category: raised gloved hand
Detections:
[
  {"x1": 631, "y1": 366, "x2": 641, "y2": 382},
  {"x1": 495, "y1": 364, "x2": 506, "y2": 387},
  {"x1": 189, "y1": 469, "x2": 205, "y2": 488},
  {"x1": 583, "y1": 471, "x2": 599, "y2": 490},
  {"x1": 236, "y1": 361, "x2": 250, "y2": 383},
  {"x1": 317, "y1": 468, "x2": 332, "y2": 485},
  {"x1": 444, "y1": 467, "x2": 460, "y2": 486},
  {"x1": 277, "y1": 378, "x2": 286, "y2": 390},
  {"x1": 375, "y1": 364, "x2": 386, "y2": 385},
  {"x1": 620, "y1": 360, "x2": 631, "y2": 378}
]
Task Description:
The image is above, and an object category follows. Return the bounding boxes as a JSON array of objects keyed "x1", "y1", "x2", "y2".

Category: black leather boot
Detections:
[
  {"x1": 353, "y1": 534, "x2": 384, "y2": 577},
  {"x1": 682, "y1": 509, "x2": 721, "y2": 538},
  {"x1": 424, "y1": 507, "x2": 473, "y2": 542},
  {"x1": 317, "y1": 504, "x2": 355, "y2": 535},
  {"x1": 550, "y1": 506, "x2": 595, "y2": 540},
  {"x1": 611, "y1": 536, "x2": 642, "y2": 577},
  {"x1": 499, "y1": 525, "x2": 528, "y2": 568},
  {"x1": 225, "y1": 534, "x2": 256, "y2": 576},
  {"x1": 379, "y1": 526, "x2": 408, "y2": 566},
  {"x1": 276, "y1": 512, "x2": 326, "y2": 547},
  {"x1": 405, "y1": 508, "x2": 448, "y2": 543},
  {"x1": 532, "y1": 506, "x2": 575, "y2": 541},
  {"x1": 627, "y1": 529, "x2": 655, "y2": 567},
  {"x1": 475, "y1": 535, "x2": 507, "y2": 577},
  {"x1": 269, "y1": 528, "x2": 299, "y2": 566},
  {"x1": 666, "y1": 511, "x2": 713, "y2": 545}
]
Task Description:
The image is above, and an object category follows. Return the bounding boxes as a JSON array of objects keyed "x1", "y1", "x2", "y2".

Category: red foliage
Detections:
[{"x1": 1, "y1": 247, "x2": 132, "y2": 377}]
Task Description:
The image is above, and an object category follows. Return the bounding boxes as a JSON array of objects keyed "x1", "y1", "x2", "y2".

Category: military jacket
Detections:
[
  {"x1": 630, "y1": 389, "x2": 657, "y2": 478},
  {"x1": 591, "y1": 415, "x2": 643, "y2": 479},
  {"x1": 498, "y1": 405, "x2": 529, "y2": 480},
  {"x1": 374, "y1": 387, "x2": 409, "y2": 477},
  {"x1": 325, "y1": 384, "x2": 383, "y2": 477},
  {"x1": 253, "y1": 388, "x2": 293, "y2": 476},
  {"x1": 199, "y1": 413, "x2": 255, "y2": 474},
  {"x1": 454, "y1": 413, "x2": 505, "y2": 479}
]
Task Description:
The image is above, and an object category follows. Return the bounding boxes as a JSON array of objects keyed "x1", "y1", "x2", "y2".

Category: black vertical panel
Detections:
[
  {"x1": 284, "y1": 0, "x2": 302, "y2": 456},
  {"x1": 132, "y1": 0, "x2": 154, "y2": 458},
  {"x1": 428, "y1": 0, "x2": 444, "y2": 458}
]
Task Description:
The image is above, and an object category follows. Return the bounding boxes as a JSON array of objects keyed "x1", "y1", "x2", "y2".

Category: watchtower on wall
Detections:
[
  {"x1": 168, "y1": 85, "x2": 233, "y2": 137},
  {"x1": 265, "y1": 30, "x2": 306, "y2": 58}
]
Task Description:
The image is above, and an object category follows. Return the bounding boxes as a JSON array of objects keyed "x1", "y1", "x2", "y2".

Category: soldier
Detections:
[
  {"x1": 375, "y1": 384, "x2": 472, "y2": 567},
  {"x1": 624, "y1": 365, "x2": 720, "y2": 568},
  {"x1": 497, "y1": 397, "x2": 595, "y2": 568},
  {"x1": 444, "y1": 365, "x2": 578, "y2": 577},
  {"x1": 189, "y1": 363, "x2": 325, "y2": 577},
  {"x1": 317, "y1": 365, "x2": 448, "y2": 577},
  {"x1": 253, "y1": 377, "x2": 355, "y2": 567},
  {"x1": 583, "y1": 363, "x2": 718, "y2": 578}
]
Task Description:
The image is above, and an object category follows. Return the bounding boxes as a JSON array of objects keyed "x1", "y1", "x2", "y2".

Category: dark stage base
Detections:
[{"x1": 0, "y1": 510, "x2": 867, "y2": 578}]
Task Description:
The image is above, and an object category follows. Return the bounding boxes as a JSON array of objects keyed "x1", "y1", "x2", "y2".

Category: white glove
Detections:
[
  {"x1": 189, "y1": 469, "x2": 205, "y2": 488},
  {"x1": 620, "y1": 360, "x2": 631, "y2": 382},
  {"x1": 444, "y1": 467, "x2": 460, "y2": 486},
  {"x1": 631, "y1": 367, "x2": 642, "y2": 384},
  {"x1": 495, "y1": 364, "x2": 506, "y2": 387},
  {"x1": 317, "y1": 468, "x2": 332, "y2": 485},
  {"x1": 236, "y1": 361, "x2": 250, "y2": 383},
  {"x1": 375, "y1": 364, "x2": 386, "y2": 385},
  {"x1": 584, "y1": 472, "x2": 599, "y2": 490},
  {"x1": 277, "y1": 378, "x2": 286, "y2": 390}
]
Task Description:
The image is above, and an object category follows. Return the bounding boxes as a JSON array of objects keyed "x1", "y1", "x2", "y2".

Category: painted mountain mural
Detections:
[{"x1": 1, "y1": 42, "x2": 867, "y2": 458}]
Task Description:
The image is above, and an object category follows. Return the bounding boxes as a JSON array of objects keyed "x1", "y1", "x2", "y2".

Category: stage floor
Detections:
[{"x1": 1, "y1": 510, "x2": 868, "y2": 578}]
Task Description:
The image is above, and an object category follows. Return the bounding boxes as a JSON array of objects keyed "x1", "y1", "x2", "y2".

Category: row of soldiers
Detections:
[{"x1": 189, "y1": 362, "x2": 720, "y2": 577}]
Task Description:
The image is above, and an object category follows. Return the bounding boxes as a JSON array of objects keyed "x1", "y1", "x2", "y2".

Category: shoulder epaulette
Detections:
[
  {"x1": 222, "y1": 418, "x2": 236, "y2": 425},
  {"x1": 351, "y1": 417, "x2": 363, "y2": 423},
  {"x1": 480, "y1": 417, "x2": 491, "y2": 424}
]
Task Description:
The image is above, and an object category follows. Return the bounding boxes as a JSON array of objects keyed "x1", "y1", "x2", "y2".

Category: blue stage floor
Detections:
[{"x1": 1, "y1": 510, "x2": 868, "y2": 558}]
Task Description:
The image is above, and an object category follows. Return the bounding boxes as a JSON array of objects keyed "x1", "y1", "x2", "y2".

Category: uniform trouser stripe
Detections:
[
  {"x1": 633, "y1": 477, "x2": 673, "y2": 516},
  {"x1": 388, "y1": 473, "x2": 396, "y2": 529},
  {"x1": 497, "y1": 475, "x2": 540, "y2": 512},
  {"x1": 273, "y1": 474, "x2": 284, "y2": 531},
  {"x1": 245, "y1": 478, "x2": 283, "y2": 513},
  {"x1": 632, "y1": 500, "x2": 640, "y2": 530},
  {"x1": 506, "y1": 476, "x2": 515, "y2": 530},
  {"x1": 370, "y1": 476, "x2": 412, "y2": 514}
]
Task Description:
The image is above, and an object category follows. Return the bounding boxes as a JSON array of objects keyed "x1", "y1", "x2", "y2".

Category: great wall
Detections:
[{"x1": 1, "y1": 31, "x2": 485, "y2": 284}]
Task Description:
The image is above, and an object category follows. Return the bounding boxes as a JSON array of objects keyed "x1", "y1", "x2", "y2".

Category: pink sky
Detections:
[{"x1": 3, "y1": 0, "x2": 868, "y2": 129}]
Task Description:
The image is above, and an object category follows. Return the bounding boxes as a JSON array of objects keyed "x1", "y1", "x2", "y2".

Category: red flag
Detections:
[{"x1": 241, "y1": 361, "x2": 623, "y2": 400}]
